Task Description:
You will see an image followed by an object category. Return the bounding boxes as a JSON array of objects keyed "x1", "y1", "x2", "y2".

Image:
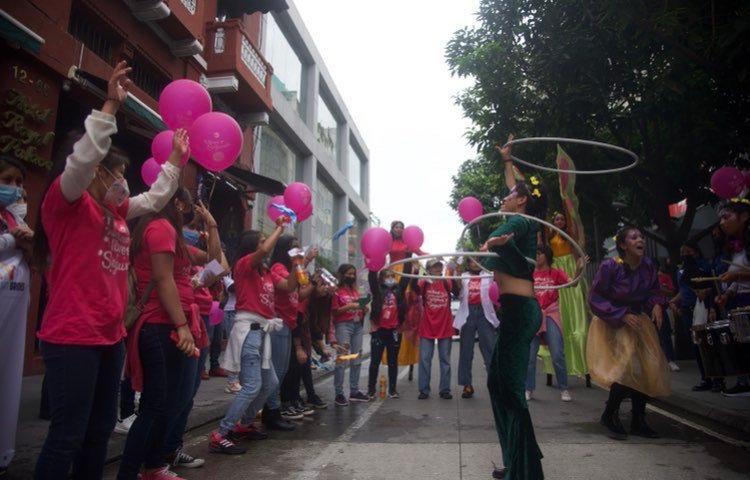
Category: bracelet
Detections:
[
  {"x1": 106, "y1": 97, "x2": 122, "y2": 104},
  {"x1": 208, "y1": 224, "x2": 218, "y2": 229},
  {"x1": 174, "y1": 321, "x2": 188, "y2": 329}
]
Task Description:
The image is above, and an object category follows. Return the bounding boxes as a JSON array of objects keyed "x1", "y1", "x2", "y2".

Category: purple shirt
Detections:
[{"x1": 588, "y1": 257, "x2": 661, "y2": 328}]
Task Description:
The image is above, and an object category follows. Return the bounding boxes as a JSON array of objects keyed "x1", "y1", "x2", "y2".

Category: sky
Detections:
[{"x1": 294, "y1": 0, "x2": 481, "y2": 255}]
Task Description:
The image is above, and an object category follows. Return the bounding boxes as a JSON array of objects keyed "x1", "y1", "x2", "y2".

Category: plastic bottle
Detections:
[{"x1": 379, "y1": 374, "x2": 386, "y2": 398}]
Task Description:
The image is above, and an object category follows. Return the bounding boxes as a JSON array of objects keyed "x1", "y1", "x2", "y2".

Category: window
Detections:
[
  {"x1": 317, "y1": 95, "x2": 338, "y2": 163},
  {"x1": 348, "y1": 143, "x2": 363, "y2": 196},
  {"x1": 312, "y1": 179, "x2": 335, "y2": 263},
  {"x1": 68, "y1": 6, "x2": 113, "y2": 62},
  {"x1": 265, "y1": 15, "x2": 303, "y2": 114},
  {"x1": 256, "y1": 126, "x2": 296, "y2": 234},
  {"x1": 347, "y1": 212, "x2": 366, "y2": 268}
]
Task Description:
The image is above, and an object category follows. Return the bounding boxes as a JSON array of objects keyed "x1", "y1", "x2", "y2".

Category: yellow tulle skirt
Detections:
[{"x1": 586, "y1": 314, "x2": 671, "y2": 397}]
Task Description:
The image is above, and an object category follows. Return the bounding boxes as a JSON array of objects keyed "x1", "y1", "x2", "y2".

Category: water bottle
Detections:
[{"x1": 379, "y1": 374, "x2": 386, "y2": 398}]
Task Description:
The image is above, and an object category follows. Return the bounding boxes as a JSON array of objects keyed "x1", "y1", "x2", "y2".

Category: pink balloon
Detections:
[
  {"x1": 360, "y1": 227, "x2": 392, "y2": 258},
  {"x1": 458, "y1": 196, "x2": 483, "y2": 222},
  {"x1": 266, "y1": 195, "x2": 286, "y2": 221},
  {"x1": 296, "y1": 202, "x2": 313, "y2": 222},
  {"x1": 209, "y1": 300, "x2": 223, "y2": 326},
  {"x1": 284, "y1": 182, "x2": 312, "y2": 213},
  {"x1": 189, "y1": 112, "x2": 243, "y2": 171},
  {"x1": 158, "y1": 79, "x2": 212, "y2": 130},
  {"x1": 151, "y1": 130, "x2": 189, "y2": 166},
  {"x1": 710, "y1": 166, "x2": 745, "y2": 199},
  {"x1": 402, "y1": 225, "x2": 424, "y2": 251},
  {"x1": 488, "y1": 281, "x2": 500, "y2": 306},
  {"x1": 140, "y1": 158, "x2": 161, "y2": 186},
  {"x1": 365, "y1": 255, "x2": 387, "y2": 271}
]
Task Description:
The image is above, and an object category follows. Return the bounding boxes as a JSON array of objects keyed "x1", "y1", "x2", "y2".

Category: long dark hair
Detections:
[
  {"x1": 515, "y1": 179, "x2": 547, "y2": 219},
  {"x1": 130, "y1": 187, "x2": 192, "y2": 261},
  {"x1": 336, "y1": 263, "x2": 356, "y2": 286},
  {"x1": 615, "y1": 225, "x2": 641, "y2": 258},
  {"x1": 269, "y1": 234, "x2": 296, "y2": 271},
  {"x1": 0, "y1": 155, "x2": 27, "y2": 180},
  {"x1": 719, "y1": 198, "x2": 750, "y2": 262},
  {"x1": 233, "y1": 230, "x2": 263, "y2": 268},
  {"x1": 31, "y1": 130, "x2": 130, "y2": 271}
]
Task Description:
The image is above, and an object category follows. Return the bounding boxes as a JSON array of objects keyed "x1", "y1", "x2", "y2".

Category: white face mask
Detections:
[
  {"x1": 6, "y1": 202, "x2": 27, "y2": 220},
  {"x1": 100, "y1": 167, "x2": 130, "y2": 207}
]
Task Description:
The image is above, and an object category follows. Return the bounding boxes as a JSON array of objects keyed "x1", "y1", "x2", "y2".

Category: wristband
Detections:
[
  {"x1": 174, "y1": 321, "x2": 188, "y2": 329},
  {"x1": 106, "y1": 97, "x2": 122, "y2": 104}
]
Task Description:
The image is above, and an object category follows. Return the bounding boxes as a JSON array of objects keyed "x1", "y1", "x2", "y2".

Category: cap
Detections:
[{"x1": 426, "y1": 259, "x2": 444, "y2": 269}]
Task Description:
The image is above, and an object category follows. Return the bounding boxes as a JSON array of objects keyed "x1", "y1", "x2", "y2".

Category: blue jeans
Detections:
[
  {"x1": 265, "y1": 324, "x2": 291, "y2": 410},
  {"x1": 35, "y1": 341, "x2": 124, "y2": 480},
  {"x1": 526, "y1": 316, "x2": 568, "y2": 390},
  {"x1": 218, "y1": 329, "x2": 278, "y2": 434},
  {"x1": 117, "y1": 324, "x2": 196, "y2": 479},
  {"x1": 223, "y1": 310, "x2": 237, "y2": 382},
  {"x1": 457, "y1": 304, "x2": 498, "y2": 386},
  {"x1": 333, "y1": 320, "x2": 364, "y2": 396},
  {"x1": 418, "y1": 337, "x2": 452, "y2": 394}
]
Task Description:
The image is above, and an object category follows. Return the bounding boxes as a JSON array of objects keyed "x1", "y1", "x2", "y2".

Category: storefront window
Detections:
[
  {"x1": 317, "y1": 96, "x2": 338, "y2": 164},
  {"x1": 348, "y1": 143, "x2": 363, "y2": 196},
  {"x1": 347, "y1": 212, "x2": 366, "y2": 270},
  {"x1": 256, "y1": 126, "x2": 296, "y2": 235},
  {"x1": 265, "y1": 15, "x2": 303, "y2": 115},
  {"x1": 311, "y1": 179, "x2": 336, "y2": 267}
]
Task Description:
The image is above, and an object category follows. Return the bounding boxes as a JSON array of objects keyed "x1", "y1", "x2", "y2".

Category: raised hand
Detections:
[
  {"x1": 171, "y1": 128, "x2": 190, "y2": 159},
  {"x1": 103, "y1": 60, "x2": 132, "y2": 114},
  {"x1": 495, "y1": 133, "x2": 514, "y2": 162}
]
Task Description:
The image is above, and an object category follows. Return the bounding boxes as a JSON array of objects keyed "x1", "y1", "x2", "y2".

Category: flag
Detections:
[{"x1": 556, "y1": 145, "x2": 585, "y2": 247}]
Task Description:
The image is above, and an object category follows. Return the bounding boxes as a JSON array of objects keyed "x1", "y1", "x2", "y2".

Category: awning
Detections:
[
  {"x1": 0, "y1": 9, "x2": 44, "y2": 54},
  {"x1": 217, "y1": 0, "x2": 289, "y2": 17},
  {"x1": 222, "y1": 165, "x2": 285, "y2": 196}
]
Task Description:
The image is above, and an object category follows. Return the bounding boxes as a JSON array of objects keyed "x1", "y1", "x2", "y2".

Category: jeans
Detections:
[
  {"x1": 266, "y1": 324, "x2": 291, "y2": 410},
  {"x1": 657, "y1": 306, "x2": 675, "y2": 362},
  {"x1": 223, "y1": 310, "x2": 237, "y2": 382},
  {"x1": 526, "y1": 316, "x2": 568, "y2": 390},
  {"x1": 368, "y1": 328, "x2": 400, "y2": 393},
  {"x1": 35, "y1": 341, "x2": 124, "y2": 480},
  {"x1": 280, "y1": 338, "x2": 302, "y2": 403},
  {"x1": 675, "y1": 306, "x2": 695, "y2": 360},
  {"x1": 117, "y1": 324, "x2": 196, "y2": 479},
  {"x1": 207, "y1": 321, "x2": 223, "y2": 370},
  {"x1": 418, "y1": 337, "x2": 452, "y2": 394},
  {"x1": 457, "y1": 304, "x2": 497, "y2": 386},
  {"x1": 219, "y1": 329, "x2": 278, "y2": 434},
  {"x1": 120, "y1": 378, "x2": 136, "y2": 419},
  {"x1": 333, "y1": 320, "x2": 364, "y2": 396},
  {"x1": 198, "y1": 314, "x2": 210, "y2": 372}
]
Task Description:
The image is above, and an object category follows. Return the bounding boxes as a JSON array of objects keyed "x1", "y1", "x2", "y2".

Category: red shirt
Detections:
[
  {"x1": 331, "y1": 286, "x2": 360, "y2": 323},
  {"x1": 389, "y1": 238, "x2": 425, "y2": 263},
  {"x1": 133, "y1": 218, "x2": 195, "y2": 324},
  {"x1": 533, "y1": 267, "x2": 569, "y2": 310},
  {"x1": 376, "y1": 290, "x2": 399, "y2": 329},
  {"x1": 657, "y1": 271, "x2": 674, "y2": 304},
  {"x1": 418, "y1": 279, "x2": 454, "y2": 339},
  {"x1": 467, "y1": 277, "x2": 482, "y2": 304},
  {"x1": 38, "y1": 178, "x2": 130, "y2": 345},
  {"x1": 271, "y1": 262, "x2": 299, "y2": 329},
  {"x1": 234, "y1": 255, "x2": 275, "y2": 318}
]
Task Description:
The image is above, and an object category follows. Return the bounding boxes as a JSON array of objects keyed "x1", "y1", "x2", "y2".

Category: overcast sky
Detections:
[{"x1": 294, "y1": 0, "x2": 481, "y2": 255}]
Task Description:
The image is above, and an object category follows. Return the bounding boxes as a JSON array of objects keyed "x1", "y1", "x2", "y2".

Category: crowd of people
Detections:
[{"x1": 1, "y1": 65, "x2": 749, "y2": 480}]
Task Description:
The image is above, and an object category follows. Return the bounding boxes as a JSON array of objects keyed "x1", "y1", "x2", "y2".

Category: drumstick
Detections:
[
  {"x1": 691, "y1": 276, "x2": 722, "y2": 282},
  {"x1": 721, "y1": 259, "x2": 750, "y2": 270}
]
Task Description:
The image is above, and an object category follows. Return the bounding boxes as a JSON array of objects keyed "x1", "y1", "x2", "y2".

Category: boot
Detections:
[
  {"x1": 630, "y1": 413, "x2": 659, "y2": 438},
  {"x1": 262, "y1": 408, "x2": 296, "y2": 431},
  {"x1": 600, "y1": 405, "x2": 628, "y2": 440}
]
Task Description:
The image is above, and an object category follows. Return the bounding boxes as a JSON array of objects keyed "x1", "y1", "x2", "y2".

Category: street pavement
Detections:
[{"x1": 8, "y1": 337, "x2": 750, "y2": 479}]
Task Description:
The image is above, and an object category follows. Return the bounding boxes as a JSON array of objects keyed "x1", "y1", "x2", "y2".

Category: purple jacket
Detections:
[{"x1": 588, "y1": 257, "x2": 661, "y2": 328}]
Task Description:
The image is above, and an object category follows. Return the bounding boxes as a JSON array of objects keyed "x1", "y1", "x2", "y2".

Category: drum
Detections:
[
  {"x1": 692, "y1": 323, "x2": 723, "y2": 378},
  {"x1": 706, "y1": 320, "x2": 750, "y2": 377},
  {"x1": 728, "y1": 307, "x2": 750, "y2": 343}
]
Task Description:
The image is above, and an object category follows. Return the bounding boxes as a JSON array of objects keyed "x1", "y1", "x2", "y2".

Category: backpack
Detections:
[{"x1": 123, "y1": 267, "x2": 155, "y2": 330}]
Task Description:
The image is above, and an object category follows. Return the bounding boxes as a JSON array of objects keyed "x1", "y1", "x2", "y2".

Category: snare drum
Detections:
[
  {"x1": 693, "y1": 323, "x2": 723, "y2": 378},
  {"x1": 706, "y1": 320, "x2": 750, "y2": 377},
  {"x1": 728, "y1": 307, "x2": 750, "y2": 343}
]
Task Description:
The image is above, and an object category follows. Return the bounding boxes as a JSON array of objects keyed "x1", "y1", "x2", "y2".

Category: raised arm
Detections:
[{"x1": 495, "y1": 133, "x2": 516, "y2": 190}]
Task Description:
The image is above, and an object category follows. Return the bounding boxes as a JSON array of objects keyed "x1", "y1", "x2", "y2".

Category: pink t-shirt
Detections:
[
  {"x1": 271, "y1": 262, "x2": 299, "y2": 329},
  {"x1": 234, "y1": 255, "x2": 275, "y2": 318},
  {"x1": 467, "y1": 277, "x2": 482, "y2": 305},
  {"x1": 37, "y1": 177, "x2": 130, "y2": 345},
  {"x1": 418, "y1": 279, "x2": 454, "y2": 339},
  {"x1": 533, "y1": 267, "x2": 569, "y2": 310},
  {"x1": 331, "y1": 286, "x2": 360, "y2": 323},
  {"x1": 376, "y1": 290, "x2": 399, "y2": 329},
  {"x1": 133, "y1": 218, "x2": 195, "y2": 325}
]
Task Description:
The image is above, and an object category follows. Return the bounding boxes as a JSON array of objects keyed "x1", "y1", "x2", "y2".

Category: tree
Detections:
[{"x1": 446, "y1": 0, "x2": 750, "y2": 262}]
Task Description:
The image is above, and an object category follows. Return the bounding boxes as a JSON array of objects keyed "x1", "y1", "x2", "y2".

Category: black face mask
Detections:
[
  {"x1": 680, "y1": 255, "x2": 695, "y2": 264},
  {"x1": 182, "y1": 208, "x2": 195, "y2": 226},
  {"x1": 343, "y1": 277, "x2": 356, "y2": 286}
]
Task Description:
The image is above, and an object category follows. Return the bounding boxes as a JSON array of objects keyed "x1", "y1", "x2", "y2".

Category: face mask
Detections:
[
  {"x1": 182, "y1": 227, "x2": 200, "y2": 246},
  {"x1": 0, "y1": 184, "x2": 21, "y2": 207},
  {"x1": 6, "y1": 202, "x2": 27, "y2": 220},
  {"x1": 182, "y1": 207, "x2": 195, "y2": 226},
  {"x1": 383, "y1": 278, "x2": 395, "y2": 288},
  {"x1": 680, "y1": 255, "x2": 695, "y2": 264},
  {"x1": 343, "y1": 277, "x2": 356, "y2": 286}
]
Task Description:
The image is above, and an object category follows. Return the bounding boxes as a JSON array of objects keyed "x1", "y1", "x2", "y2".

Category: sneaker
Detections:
[
  {"x1": 668, "y1": 361, "x2": 680, "y2": 372},
  {"x1": 306, "y1": 394, "x2": 328, "y2": 409},
  {"x1": 166, "y1": 448, "x2": 205, "y2": 468},
  {"x1": 462, "y1": 385, "x2": 474, "y2": 399},
  {"x1": 200, "y1": 370, "x2": 210, "y2": 380},
  {"x1": 418, "y1": 391, "x2": 429, "y2": 400},
  {"x1": 230, "y1": 423, "x2": 268, "y2": 441},
  {"x1": 721, "y1": 382, "x2": 750, "y2": 397},
  {"x1": 334, "y1": 394, "x2": 349, "y2": 406},
  {"x1": 280, "y1": 405, "x2": 304, "y2": 420},
  {"x1": 388, "y1": 390, "x2": 400, "y2": 399},
  {"x1": 141, "y1": 466, "x2": 185, "y2": 479},
  {"x1": 209, "y1": 431, "x2": 247, "y2": 455},
  {"x1": 293, "y1": 400, "x2": 315, "y2": 416},
  {"x1": 209, "y1": 367, "x2": 228, "y2": 377},
  {"x1": 439, "y1": 390, "x2": 453, "y2": 400},
  {"x1": 692, "y1": 380, "x2": 712, "y2": 392},
  {"x1": 366, "y1": 389, "x2": 376, "y2": 400},
  {"x1": 114, "y1": 413, "x2": 137, "y2": 435},
  {"x1": 525, "y1": 390, "x2": 533, "y2": 401},
  {"x1": 349, "y1": 391, "x2": 371, "y2": 402},
  {"x1": 224, "y1": 380, "x2": 241, "y2": 394},
  {"x1": 560, "y1": 390, "x2": 572, "y2": 402}
]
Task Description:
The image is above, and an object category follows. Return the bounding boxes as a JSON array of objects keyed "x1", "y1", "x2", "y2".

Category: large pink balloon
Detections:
[
  {"x1": 140, "y1": 157, "x2": 161, "y2": 186},
  {"x1": 296, "y1": 202, "x2": 313, "y2": 222},
  {"x1": 209, "y1": 300, "x2": 223, "y2": 326},
  {"x1": 158, "y1": 79, "x2": 212, "y2": 130},
  {"x1": 402, "y1": 225, "x2": 424, "y2": 251},
  {"x1": 488, "y1": 281, "x2": 499, "y2": 306},
  {"x1": 458, "y1": 196, "x2": 483, "y2": 222},
  {"x1": 266, "y1": 195, "x2": 286, "y2": 221},
  {"x1": 284, "y1": 182, "x2": 312, "y2": 213},
  {"x1": 151, "y1": 130, "x2": 189, "y2": 166},
  {"x1": 360, "y1": 227, "x2": 392, "y2": 258},
  {"x1": 711, "y1": 166, "x2": 745, "y2": 199},
  {"x1": 365, "y1": 255, "x2": 387, "y2": 271},
  {"x1": 189, "y1": 112, "x2": 243, "y2": 171}
]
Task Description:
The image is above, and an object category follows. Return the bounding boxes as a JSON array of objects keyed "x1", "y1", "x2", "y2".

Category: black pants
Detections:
[
  {"x1": 605, "y1": 382, "x2": 648, "y2": 416},
  {"x1": 368, "y1": 328, "x2": 400, "y2": 392},
  {"x1": 120, "y1": 378, "x2": 136, "y2": 419},
  {"x1": 301, "y1": 356, "x2": 315, "y2": 398},
  {"x1": 280, "y1": 344, "x2": 303, "y2": 403}
]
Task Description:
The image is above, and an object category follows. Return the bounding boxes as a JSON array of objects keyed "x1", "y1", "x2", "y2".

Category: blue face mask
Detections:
[
  {"x1": 0, "y1": 184, "x2": 21, "y2": 207},
  {"x1": 383, "y1": 278, "x2": 396, "y2": 288},
  {"x1": 182, "y1": 228, "x2": 201, "y2": 246}
]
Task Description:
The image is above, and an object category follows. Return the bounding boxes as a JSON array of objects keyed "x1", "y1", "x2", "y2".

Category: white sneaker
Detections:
[
  {"x1": 114, "y1": 413, "x2": 137, "y2": 435},
  {"x1": 668, "y1": 361, "x2": 680, "y2": 372},
  {"x1": 560, "y1": 389, "x2": 572, "y2": 402},
  {"x1": 224, "y1": 380, "x2": 241, "y2": 394},
  {"x1": 525, "y1": 390, "x2": 532, "y2": 401}
]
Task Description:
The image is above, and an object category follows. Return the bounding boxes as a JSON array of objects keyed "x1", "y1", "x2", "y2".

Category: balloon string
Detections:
[{"x1": 208, "y1": 177, "x2": 217, "y2": 205}]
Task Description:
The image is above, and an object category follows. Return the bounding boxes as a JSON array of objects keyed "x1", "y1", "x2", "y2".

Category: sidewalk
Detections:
[{"x1": 6, "y1": 341, "x2": 750, "y2": 478}]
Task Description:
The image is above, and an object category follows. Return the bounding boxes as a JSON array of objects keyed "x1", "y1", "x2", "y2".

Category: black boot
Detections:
[
  {"x1": 262, "y1": 408, "x2": 296, "y2": 431},
  {"x1": 492, "y1": 467, "x2": 506, "y2": 479},
  {"x1": 600, "y1": 406, "x2": 628, "y2": 440},
  {"x1": 630, "y1": 413, "x2": 659, "y2": 438}
]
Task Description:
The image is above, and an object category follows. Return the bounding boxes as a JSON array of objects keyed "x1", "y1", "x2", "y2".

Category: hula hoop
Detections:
[
  {"x1": 504, "y1": 137, "x2": 639, "y2": 174},
  {"x1": 382, "y1": 252, "x2": 506, "y2": 280},
  {"x1": 460, "y1": 211, "x2": 586, "y2": 290}
]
